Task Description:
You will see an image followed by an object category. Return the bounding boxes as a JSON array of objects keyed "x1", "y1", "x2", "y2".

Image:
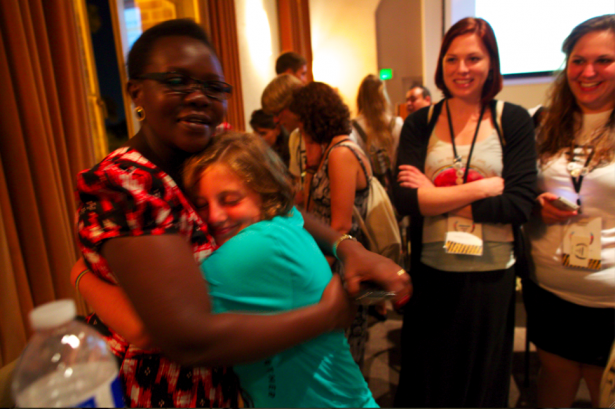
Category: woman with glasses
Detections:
[{"x1": 73, "y1": 19, "x2": 409, "y2": 408}]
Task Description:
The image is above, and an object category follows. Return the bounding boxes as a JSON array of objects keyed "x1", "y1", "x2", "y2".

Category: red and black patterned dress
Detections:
[{"x1": 76, "y1": 147, "x2": 243, "y2": 408}]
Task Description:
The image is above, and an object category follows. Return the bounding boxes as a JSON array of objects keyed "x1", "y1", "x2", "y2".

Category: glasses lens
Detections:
[{"x1": 204, "y1": 82, "x2": 231, "y2": 100}]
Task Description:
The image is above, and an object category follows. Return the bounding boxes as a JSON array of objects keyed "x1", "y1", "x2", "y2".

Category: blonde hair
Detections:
[
  {"x1": 261, "y1": 74, "x2": 304, "y2": 115},
  {"x1": 538, "y1": 15, "x2": 615, "y2": 168},
  {"x1": 356, "y1": 74, "x2": 394, "y2": 159},
  {"x1": 183, "y1": 132, "x2": 295, "y2": 220}
]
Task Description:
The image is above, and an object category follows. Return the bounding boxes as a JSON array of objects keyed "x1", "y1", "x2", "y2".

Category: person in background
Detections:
[
  {"x1": 393, "y1": 17, "x2": 537, "y2": 407},
  {"x1": 249, "y1": 109, "x2": 290, "y2": 167},
  {"x1": 261, "y1": 74, "x2": 307, "y2": 203},
  {"x1": 290, "y1": 81, "x2": 374, "y2": 369},
  {"x1": 352, "y1": 74, "x2": 403, "y2": 196},
  {"x1": 73, "y1": 18, "x2": 410, "y2": 408},
  {"x1": 275, "y1": 51, "x2": 309, "y2": 84},
  {"x1": 405, "y1": 84, "x2": 432, "y2": 115},
  {"x1": 523, "y1": 14, "x2": 615, "y2": 408}
]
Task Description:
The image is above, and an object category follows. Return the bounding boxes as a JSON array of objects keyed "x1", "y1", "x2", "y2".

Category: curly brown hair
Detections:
[{"x1": 289, "y1": 82, "x2": 351, "y2": 144}]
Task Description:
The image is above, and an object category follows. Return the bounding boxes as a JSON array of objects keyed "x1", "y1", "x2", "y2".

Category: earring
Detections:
[{"x1": 135, "y1": 106, "x2": 146, "y2": 121}]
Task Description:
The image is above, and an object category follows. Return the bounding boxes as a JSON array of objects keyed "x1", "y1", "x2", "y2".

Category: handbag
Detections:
[
  {"x1": 353, "y1": 175, "x2": 402, "y2": 264},
  {"x1": 309, "y1": 138, "x2": 402, "y2": 264}
]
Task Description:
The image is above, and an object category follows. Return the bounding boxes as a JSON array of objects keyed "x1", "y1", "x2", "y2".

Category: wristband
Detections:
[
  {"x1": 74, "y1": 268, "x2": 90, "y2": 292},
  {"x1": 332, "y1": 234, "x2": 355, "y2": 260}
]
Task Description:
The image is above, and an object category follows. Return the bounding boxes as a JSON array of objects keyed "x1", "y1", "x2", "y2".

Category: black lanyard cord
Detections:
[
  {"x1": 570, "y1": 146, "x2": 595, "y2": 210},
  {"x1": 445, "y1": 99, "x2": 486, "y2": 184}
]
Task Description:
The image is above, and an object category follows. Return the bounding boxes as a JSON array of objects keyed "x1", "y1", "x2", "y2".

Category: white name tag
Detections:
[
  {"x1": 445, "y1": 216, "x2": 483, "y2": 256},
  {"x1": 562, "y1": 217, "x2": 601, "y2": 270}
]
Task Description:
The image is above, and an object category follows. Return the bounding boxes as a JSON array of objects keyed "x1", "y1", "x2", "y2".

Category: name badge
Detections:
[
  {"x1": 445, "y1": 216, "x2": 483, "y2": 256},
  {"x1": 562, "y1": 217, "x2": 601, "y2": 270}
]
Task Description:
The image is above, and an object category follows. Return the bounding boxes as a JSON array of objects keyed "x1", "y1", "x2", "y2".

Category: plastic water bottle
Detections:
[{"x1": 11, "y1": 299, "x2": 123, "y2": 407}]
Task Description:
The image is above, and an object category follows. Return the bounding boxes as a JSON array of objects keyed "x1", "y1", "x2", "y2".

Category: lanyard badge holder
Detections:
[
  {"x1": 561, "y1": 145, "x2": 601, "y2": 270},
  {"x1": 443, "y1": 101, "x2": 486, "y2": 256}
]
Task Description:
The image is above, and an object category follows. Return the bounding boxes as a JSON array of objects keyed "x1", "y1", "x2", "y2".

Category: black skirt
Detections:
[
  {"x1": 394, "y1": 262, "x2": 516, "y2": 408},
  {"x1": 523, "y1": 278, "x2": 615, "y2": 367}
]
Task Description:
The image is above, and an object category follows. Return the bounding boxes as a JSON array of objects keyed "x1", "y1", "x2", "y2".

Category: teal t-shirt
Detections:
[{"x1": 201, "y1": 208, "x2": 377, "y2": 408}]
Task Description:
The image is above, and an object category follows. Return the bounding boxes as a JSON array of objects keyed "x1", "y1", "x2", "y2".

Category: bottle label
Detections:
[{"x1": 75, "y1": 375, "x2": 124, "y2": 408}]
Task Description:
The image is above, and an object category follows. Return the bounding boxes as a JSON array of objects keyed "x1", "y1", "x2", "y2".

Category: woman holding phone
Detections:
[{"x1": 523, "y1": 14, "x2": 615, "y2": 408}]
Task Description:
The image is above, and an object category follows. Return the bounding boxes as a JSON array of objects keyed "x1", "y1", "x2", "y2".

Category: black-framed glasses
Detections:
[{"x1": 135, "y1": 72, "x2": 233, "y2": 100}]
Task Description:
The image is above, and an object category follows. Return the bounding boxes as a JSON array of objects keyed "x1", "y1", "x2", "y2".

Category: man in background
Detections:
[
  {"x1": 276, "y1": 51, "x2": 309, "y2": 84},
  {"x1": 405, "y1": 85, "x2": 432, "y2": 114}
]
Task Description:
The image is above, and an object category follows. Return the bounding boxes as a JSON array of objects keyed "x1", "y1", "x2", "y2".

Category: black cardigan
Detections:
[{"x1": 393, "y1": 99, "x2": 538, "y2": 272}]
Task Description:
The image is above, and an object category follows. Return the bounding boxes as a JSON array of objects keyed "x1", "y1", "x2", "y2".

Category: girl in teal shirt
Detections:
[{"x1": 182, "y1": 132, "x2": 377, "y2": 408}]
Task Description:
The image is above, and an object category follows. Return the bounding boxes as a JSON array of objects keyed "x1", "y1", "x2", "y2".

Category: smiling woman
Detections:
[
  {"x1": 393, "y1": 17, "x2": 537, "y2": 408},
  {"x1": 524, "y1": 14, "x2": 615, "y2": 408},
  {"x1": 566, "y1": 30, "x2": 615, "y2": 113},
  {"x1": 74, "y1": 17, "x2": 410, "y2": 409}
]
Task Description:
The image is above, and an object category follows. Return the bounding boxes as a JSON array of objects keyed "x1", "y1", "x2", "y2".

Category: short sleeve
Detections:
[
  {"x1": 76, "y1": 149, "x2": 211, "y2": 280},
  {"x1": 202, "y1": 209, "x2": 330, "y2": 314}
]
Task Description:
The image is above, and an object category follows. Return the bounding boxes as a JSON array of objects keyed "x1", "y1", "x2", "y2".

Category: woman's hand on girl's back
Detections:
[{"x1": 538, "y1": 192, "x2": 578, "y2": 225}]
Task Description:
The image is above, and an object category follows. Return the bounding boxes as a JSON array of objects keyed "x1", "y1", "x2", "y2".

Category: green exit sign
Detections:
[{"x1": 379, "y1": 68, "x2": 393, "y2": 80}]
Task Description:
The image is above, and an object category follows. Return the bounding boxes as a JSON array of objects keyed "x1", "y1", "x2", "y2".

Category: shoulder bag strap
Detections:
[
  {"x1": 306, "y1": 138, "x2": 351, "y2": 211},
  {"x1": 351, "y1": 120, "x2": 368, "y2": 144},
  {"x1": 491, "y1": 99, "x2": 505, "y2": 148}
]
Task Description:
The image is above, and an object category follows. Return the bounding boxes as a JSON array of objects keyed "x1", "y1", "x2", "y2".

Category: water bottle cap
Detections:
[{"x1": 29, "y1": 299, "x2": 77, "y2": 330}]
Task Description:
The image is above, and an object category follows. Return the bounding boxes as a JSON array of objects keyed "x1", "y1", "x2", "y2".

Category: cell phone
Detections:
[
  {"x1": 354, "y1": 282, "x2": 396, "y2": 305},
  {"x1": 551, "y1": 196, "x2": 579, "y2": 211}
]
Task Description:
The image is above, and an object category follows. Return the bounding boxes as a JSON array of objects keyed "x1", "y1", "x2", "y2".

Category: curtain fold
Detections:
[
  {"x1": 208, "y1": 0, "x2": 245, "y2": 131},
  {"x1": 277, "y1": 0, "x2": 313, "y2": 82},
  {"x1": 0, "y1": 0, "x2": 95, "y2": 366}
]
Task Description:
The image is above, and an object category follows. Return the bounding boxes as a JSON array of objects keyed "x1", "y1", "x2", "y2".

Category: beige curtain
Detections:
[
  {"x1": 277, "y1": 0, "x2": 314, "y2": 83},
  {"x1": 0, "y1": 0, "x2": 95, "y2": 367},
  {"x1": 208, "y1": 0, "x2": 245, "y2": 131}
]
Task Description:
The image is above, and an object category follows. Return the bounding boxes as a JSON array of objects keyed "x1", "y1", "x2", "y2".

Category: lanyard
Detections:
[
  {"x1": 568, "y1": 145, "x2": 595, "y2": 212},
  {"x1": 445, "y1": 99, "x2": 486, "y2": 185}
]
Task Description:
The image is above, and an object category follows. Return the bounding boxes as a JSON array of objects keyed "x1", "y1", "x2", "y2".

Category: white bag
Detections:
[{"x1": 353, "y1": 176, "x2": 402, "y2": 264}]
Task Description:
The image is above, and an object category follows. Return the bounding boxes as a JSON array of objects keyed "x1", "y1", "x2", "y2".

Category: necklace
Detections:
[{"x1": 445, "y1": 99, "x2": 486, "y2": 185}]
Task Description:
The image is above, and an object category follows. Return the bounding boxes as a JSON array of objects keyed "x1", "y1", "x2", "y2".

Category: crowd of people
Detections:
[{"x1": 70, "y1": 13, "x2": 614, "y2": 409}]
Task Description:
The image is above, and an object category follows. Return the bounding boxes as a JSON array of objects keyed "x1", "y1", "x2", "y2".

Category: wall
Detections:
[
  {"x1": 499, "y1": 77, "x2": 553, "y2": 110},
  {"x1": 232, "y1": 0, "x2": 552, "y2": 128},
  {"x1": 422, "y1": 0, "x2": 443, "y2": 101},
  {"x1": 309, "y1": 0, "x2": 380, "y2": 114},
  {"x1": 234, "y1": 0, "x2": 280, "y2": 131},
  {"x1": 376, "y1": 0, "x2": 423, "y2": 107}
]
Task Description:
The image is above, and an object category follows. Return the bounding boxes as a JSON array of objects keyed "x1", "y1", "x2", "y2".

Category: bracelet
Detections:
[
  {"x1": 74, "y1": 268, "x2": 90, "y2": 292},
  {"x1": 332, "y1": 234, "x2": 355, "y2": 260}
]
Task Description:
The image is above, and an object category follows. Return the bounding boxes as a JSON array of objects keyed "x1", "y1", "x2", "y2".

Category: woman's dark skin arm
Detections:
[
  {"x1": 299, "y1": 209, "x2": 412, "y2": 301},
  {"x1": 101, "y1": 234, "x2": 353, "y2": 367}
]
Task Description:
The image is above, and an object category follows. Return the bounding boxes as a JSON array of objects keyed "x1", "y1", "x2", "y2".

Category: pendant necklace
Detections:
[{"x1": 445, "y1": 99, "x2": 486, "y2": 185}]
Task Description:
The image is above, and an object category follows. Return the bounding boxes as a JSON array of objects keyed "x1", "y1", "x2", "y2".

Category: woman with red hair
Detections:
[{"x1": 393, "y1": 17, "x2": 537, "y2": 407}]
